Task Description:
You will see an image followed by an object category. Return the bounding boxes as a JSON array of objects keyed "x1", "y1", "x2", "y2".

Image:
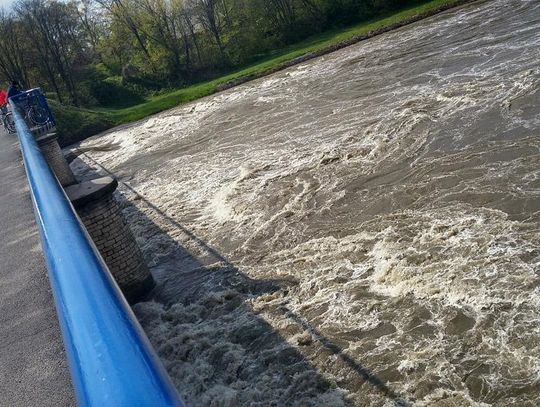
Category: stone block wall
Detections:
[
  {"x1": 76, "y1": 193, "x2": 154, "y2": 302},
  {"x1": 37, "y1": 136, "x2": 76, "y2": 187}
]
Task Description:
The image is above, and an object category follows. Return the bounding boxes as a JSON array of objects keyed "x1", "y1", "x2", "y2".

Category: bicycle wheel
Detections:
[
  {"x1": 4, "y1": 112, "x2": 16, "y2": 134},
  {"x1": 27, "y1": 105, "x2": 49, "y2": 126}
]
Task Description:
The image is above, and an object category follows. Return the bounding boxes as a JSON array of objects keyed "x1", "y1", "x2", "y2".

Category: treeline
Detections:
[{"x1": 0, "y1": 0, "x2": 419, "y2": 107}]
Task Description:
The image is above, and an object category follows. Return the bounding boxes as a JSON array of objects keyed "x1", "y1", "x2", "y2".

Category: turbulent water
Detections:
[{"x1": 72, "y1": 1, "x2": 540, "y2": 405}]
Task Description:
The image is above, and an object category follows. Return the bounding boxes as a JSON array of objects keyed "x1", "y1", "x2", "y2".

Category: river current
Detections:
[{"x1": 73, "y1": 1, "x2": 540, "y2": 405}]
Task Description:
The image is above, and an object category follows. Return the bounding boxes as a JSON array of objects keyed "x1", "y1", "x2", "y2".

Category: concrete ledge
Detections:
[
  {"x1": 36, "y1": 132, "x2": 58, "y2": 144},
  {"x1": 65, "y1": 176, "x2": 118, "y2": 209}
]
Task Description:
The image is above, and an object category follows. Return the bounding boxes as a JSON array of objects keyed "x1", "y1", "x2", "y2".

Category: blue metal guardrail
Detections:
[{"x1": 9, "y1": 95, "x2": 184, "y2": 407}]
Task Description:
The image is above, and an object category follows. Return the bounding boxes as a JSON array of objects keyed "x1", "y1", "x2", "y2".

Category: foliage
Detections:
[
  {"x1": 0, "y1": 0, "x2": 470, "y2": 143},
  {"x1": 49, "y1": 100, "x2": 114, "y2": 146}
]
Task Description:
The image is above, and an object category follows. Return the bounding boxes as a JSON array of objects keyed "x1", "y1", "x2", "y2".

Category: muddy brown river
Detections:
[{"x1": 72, "y1": 0, "x2": 540, "y2": 405}]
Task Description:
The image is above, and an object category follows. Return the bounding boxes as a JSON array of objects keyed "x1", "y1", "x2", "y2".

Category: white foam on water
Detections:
[{"x1": 73, "y1": 0, "x2": 540, "y2": 405}]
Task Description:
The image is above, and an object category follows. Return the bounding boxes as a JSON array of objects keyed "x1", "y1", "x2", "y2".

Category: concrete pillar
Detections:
[
  {"x1": 36, "y1": 133, "x2": 76, "y2": 187},
  {"x1": 65, "y1": 176, "x2": 155, "y2": 303}
]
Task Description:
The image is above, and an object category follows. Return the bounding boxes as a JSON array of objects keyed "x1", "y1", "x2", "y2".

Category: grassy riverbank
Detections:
[{"x1": 54, "y1": 0, "x2": 475, "y2": 146}]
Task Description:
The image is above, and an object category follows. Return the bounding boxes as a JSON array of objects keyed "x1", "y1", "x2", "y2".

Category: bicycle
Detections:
[
  {"x1": 11, "y1": 91, "x2": 50, "y2": 127},
  {"x1": 1, "y1": 105, "x2": 15, "y2": 134},
  {"x1": 2, "y1": 89, "x2": 55, "y2": 135}
]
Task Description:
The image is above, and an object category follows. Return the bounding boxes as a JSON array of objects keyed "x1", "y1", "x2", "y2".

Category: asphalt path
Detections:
[{"x1": 0, "y1": 130, "x2": 74, "y2": 406}]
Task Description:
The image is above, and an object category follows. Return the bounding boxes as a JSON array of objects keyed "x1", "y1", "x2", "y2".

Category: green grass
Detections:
[
  {"x1": 51, "y1": 101, "x2": 115, "y2": 146},
  {"x1": 55, "y1": 0, "x2": 472, "y2": 145}
]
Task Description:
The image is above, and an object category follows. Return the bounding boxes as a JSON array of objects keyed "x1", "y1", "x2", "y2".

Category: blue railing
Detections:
[{"x1": 9, "y1": 96, "x2": 184, "y2": 407}]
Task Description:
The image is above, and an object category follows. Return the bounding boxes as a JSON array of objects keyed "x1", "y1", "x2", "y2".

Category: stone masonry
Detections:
[
  {"x1": 65, "y1": 177, "x2": 154, "y2": 303},
  {"x1": 36, "y1": 133, "x2": 76, "y2": 187}
]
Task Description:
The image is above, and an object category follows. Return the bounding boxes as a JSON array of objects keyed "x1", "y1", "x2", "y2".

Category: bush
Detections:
[
  {"x1": 86, "y1": 76, "x2": 145, "y2": 108},
  {"x1": 49, "y1": 100, "x2": 114, "y2": 146}
]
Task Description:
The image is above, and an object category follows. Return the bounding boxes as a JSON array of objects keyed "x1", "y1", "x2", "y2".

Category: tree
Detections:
[
  {"x1": 189, "y1": 0, "x2": 228, "y2": 64},
  {"x1": 16, "y1": 0, "x2": 87, "y2": 104},
  {"x1": 0, "y1": 11, "x2": 30, "y2": 87}
]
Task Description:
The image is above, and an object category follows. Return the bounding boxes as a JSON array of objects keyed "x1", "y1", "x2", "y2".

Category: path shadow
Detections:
[{"x1": 68, "y1": 151, "x2": 410, "y2": 407}]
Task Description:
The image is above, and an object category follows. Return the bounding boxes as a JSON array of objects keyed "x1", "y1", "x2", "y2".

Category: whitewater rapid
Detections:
[{"x1": 71, "y1": 0, "x2": 540, "y2": 405}]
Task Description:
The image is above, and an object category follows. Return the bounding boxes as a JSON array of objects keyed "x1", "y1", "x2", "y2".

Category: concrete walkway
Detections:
[{"x1": 0, "y1": 131, "x2": 74, "y2": 406}]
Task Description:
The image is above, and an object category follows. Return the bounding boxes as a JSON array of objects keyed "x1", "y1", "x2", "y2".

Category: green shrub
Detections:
[
  {"x1": 49, "y1": 100, "x2": 114, "y2": 146},
  {"x1": 85, "y1": 76, "x2": 145, "y2": 108}
]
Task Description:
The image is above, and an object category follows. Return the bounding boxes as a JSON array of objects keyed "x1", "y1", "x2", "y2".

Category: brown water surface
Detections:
[{"x1": 75, "y1": 1, "x2": 540, "y2": 405}]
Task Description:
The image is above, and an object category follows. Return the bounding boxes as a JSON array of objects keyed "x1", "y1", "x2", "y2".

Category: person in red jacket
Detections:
[{"x1": 0, "y1": 89, "x2": 7, "y2": 113}]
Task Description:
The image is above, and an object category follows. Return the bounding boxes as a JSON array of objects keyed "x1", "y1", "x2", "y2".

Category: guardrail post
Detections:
[
  {"x1": 65, "y1": 176, "x2": 155, "y2": 303},
  {"x1": 36, "y1": 133, "x2": 76, "y2": 187}
]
